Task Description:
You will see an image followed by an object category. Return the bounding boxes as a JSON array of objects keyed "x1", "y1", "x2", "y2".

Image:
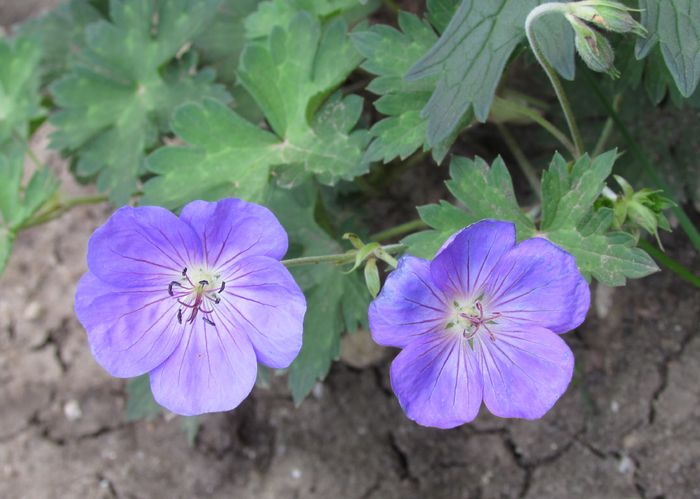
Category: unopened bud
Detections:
[
  {"x1": 567, "y1": 14, "x2": 620, "y2": 78},
  {"x1": 568, "y1": 1, "x2": 646, "y2": 36}
]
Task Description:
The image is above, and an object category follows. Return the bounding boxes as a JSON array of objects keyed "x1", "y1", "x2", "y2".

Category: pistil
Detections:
[{"x1": 169, "y1": 267, "x2": 225, "y2": 326}]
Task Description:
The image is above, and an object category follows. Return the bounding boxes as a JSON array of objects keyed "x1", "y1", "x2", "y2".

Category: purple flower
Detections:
[
  {"x1": 369, "y1": 220, "x2": 590, "y2": 428},
  {"x1": 75, "y1": 199, "x2": 306, "y2": 416}
]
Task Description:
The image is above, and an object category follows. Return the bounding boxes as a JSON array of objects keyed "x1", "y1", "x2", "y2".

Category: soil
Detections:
[{"x1": 2, "y1": 3, "x2": 700, "y2": 499}]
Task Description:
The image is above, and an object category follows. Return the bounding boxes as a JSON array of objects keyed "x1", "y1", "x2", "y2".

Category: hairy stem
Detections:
[
  {"x1": 583, "y1": 71, "x2": 700, "y2": 255},
  {"x1": 370, "y1": 219, "x2": 429, "y2": 242},
  {"x1": 525, "y1": 3, "x2": 585, "y2": 157},
  {"x1": 639, "y1": 239, "x2": 700, "y2": 289},
  {"x1": 496, "y1": 122, "x2": 542, "y2": 199},
  {"x1": 494, "y1": 96, "x2": 576, "y2": 157},
  {"x1": 593, "y1": 93, "x2": 622, "y2": 157},
  {"x1": 18, "y1": 195, "x2": 109, "y2": 230},
  {"x1": 282, "y1": 243, "x2": 406, "y2": 268}
]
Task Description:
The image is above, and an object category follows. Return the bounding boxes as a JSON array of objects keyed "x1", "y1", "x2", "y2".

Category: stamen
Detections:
[
  {"x1": 203, "y1": 317, "x2": 216, "y2": 326},
  {"x1": 168, "y1": 280, "x2": 181, "y2": 296},
  {"x1": 182, "y1": 267, "x2": 187, "y2": 276},
  {"x1": 199, "y1": 280, "x2": 209, "y2": 286},
  {"x1": 219, "y1": 281, "x2": 226, "y2": 293},
  {"x1": 177, "y1": 309, "x2": 183, "y2": 324}
]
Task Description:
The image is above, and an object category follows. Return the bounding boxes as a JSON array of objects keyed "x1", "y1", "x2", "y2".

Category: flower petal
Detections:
[
  {"x1": 87, "y1": 205, "x2": 202, "y2": 288},
  {"x1": 430, "y1": 220, "x2": 516, "y2": 298},
  {"x1": 477, "y1": 325, "x2": 574, "y2": 419},
  {"x1": 484, "y1": 237, "x2": 590, "y2": 334},
  {"x1": 149, "y1": 316, "x2": 257, "y2": 416},
  {"x1": 179, "y1": 199, "x2": 288, "y2": 269},
  {"x1": 214, "y1": 256, "x2": 306, "y2": 368},
  {"x1": 369, "y1": 256, "x2": 447, "y2": 348},
  {"x1": 74, "y1": 272, "x2": 183, "y2": 377},
  {"x1": 390, "y1": 334, "x2": 483, "y2": 428}
]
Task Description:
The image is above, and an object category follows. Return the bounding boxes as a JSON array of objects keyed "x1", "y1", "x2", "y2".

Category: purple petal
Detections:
[
  {"x1": 369, "y1": 256, "x2": 447, "y2": 348},
  {"x1": 483, "y1": 237, "x2": 590, "y2": 334},
  {"x1": 149, "y1": 315, "x2": 257, "y2": 416},
  {"x1": 390, "y1": 334, "x2": 483, "y2": 428},
  {"x1": 214, "y1": 256, "x2": 305, "y2": 368},
  {"x1": 179, "y1": 199, "x2": 288, "y2": 269},
  {"x1": 430, "y1": 220, "x2": 515, "y2": 298},
  {"x1": 477, "y1": 324, "x2": 574, "y2": 419},
  {"x1": 87, "y1": 205, "x2": 202, "y2": 288},
  {"x1": 74, "y1": 272, "x2": 183, "y2": 377}
]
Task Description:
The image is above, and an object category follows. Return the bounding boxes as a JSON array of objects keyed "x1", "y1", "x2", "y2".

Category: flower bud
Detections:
[
  {"x1": 566, "y1": 14, "x2": 620, "y2": 78},
  {"x1": 568, "y1": 1, "x2": 647, "y2": 36}
]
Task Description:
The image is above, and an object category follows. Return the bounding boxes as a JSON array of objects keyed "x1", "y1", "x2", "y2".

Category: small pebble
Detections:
[
  {"x1": 23, "y1": 302, "x2": 42, "y2": 321},
  {"x1": 63, "y1": 399, "x2": 82, "y2": 421}
]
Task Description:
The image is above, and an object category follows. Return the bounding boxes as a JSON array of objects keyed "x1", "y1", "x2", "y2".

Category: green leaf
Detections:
[
  {"x1": 245, "y1": 0, "x2": 378, "y2": 39},
  {"x1": 194, "y1": 0, "x2": 259, "y2": 83},
  {"x1": 405, "y1": 152, "x2": 659, "y2": 286},
  {"x1": 0, "y1": 147, "x2": 59, "y2": 275},
  {"x1": 426, "y1": 0, "x2": 460, "y2": 33},
  {"x1": 0, "y1": 229, "x2": 12, "y2": 275},
  {"x1": 403, "y1": 156, "x2": 536, "y2": 258},
  {"x1": 353, "y1": 4, "x2": 472, "y2": 164},
  {"x1": 49, "y1": 0, "x2": 231, "y2": 205},
  {"x1": 267, "y1": 182, "x2": 370, "y2": 404},
  {"x1": 0, "y1": 33, "x2": 43, "y2": 145},
  {"x1": 19, "y1": 0, "x2": 104, "y2": 85},
  {"x1": 636, "y1": 0, "x2": 700, "y2": 97},
  {"x1": 405, "y1": 0, "x2": 575, "y2": 145},
  {"x1": 143, "y1": 13, "x2": 369, "y2": 209},
  {"x1": 125, "y1": 375, "x2": 162, "y2": 421}
]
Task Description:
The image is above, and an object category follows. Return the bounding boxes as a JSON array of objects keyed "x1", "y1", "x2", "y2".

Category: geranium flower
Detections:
[
  {"x1": 369, "y1": 220, "x2": 589, "y2": 428},
  {"x1": 75, "y1": 199, "x2": 306, "y2": 416}
]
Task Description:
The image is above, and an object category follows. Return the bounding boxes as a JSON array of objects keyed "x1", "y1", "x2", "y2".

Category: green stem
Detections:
[
  {"x1": 593, "y1": 93, "x2": 622, "y2": 157},
  {"x1": 496, "y1": 122, "x2": 542, "y2": 199},
  {"x1": 582, "y1": 71, "x2": 700, "y2": 255},
  {"x1": 18, "y1": 194, "x2": 109, "y2": 230},
  {"x1": 12, "y1": 131, "x2": 42, "y2": 169},
  {"x1": 370, "y1": 219, "x2": 428, "y2": 242},
  {"x1": 525, "y1": 3, "x2": 585, "y2": 157},
  {"x1": 281, "y1": 243, "x2": 406, "y2": 268},
  {"x1": 638, "y1": 239, "x2": 700, "y2": 288},
  {"x1": 494, "y1": 97, "x2": 577, "y2": 157}
]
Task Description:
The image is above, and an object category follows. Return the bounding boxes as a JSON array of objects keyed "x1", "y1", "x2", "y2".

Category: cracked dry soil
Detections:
[
  {"x1": 2, "y1": 2, "x2": 700, "y2": 494},
  {"x1": 1, "y1": 129, "x2": 699, "y2": 499}
]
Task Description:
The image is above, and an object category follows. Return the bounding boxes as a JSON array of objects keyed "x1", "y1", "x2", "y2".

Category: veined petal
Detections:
[
  {"x1": 477, "y1": 325, "x2": 574, "y2": 419},
  {"x1": 214, "y1": 256, "x2": 305, "y2": 369},
  {"x1": 74, "y1": 272, "x2": 183, "y2": 378},
  {"x1": 430, "y1": 220, "x2": 515, "y2": 298},
  {"x1": 369, "y1": 256, "x2": 447, "y2": 348},
  {"x1": 149, "y1": 315, "x2": 257, "y2": 416},
  {"x1": 484, "y1": 237, "x2": 590, "y2": 334},
  {"x1": 87, "y1": 205, "x2": 202, "y2": 288},
  {"x1": 390, "y1": 334, "x2": 483, "y2": 428},
  {"x1": 179, "y1": 199, "x2": 288, "y2": 268}
]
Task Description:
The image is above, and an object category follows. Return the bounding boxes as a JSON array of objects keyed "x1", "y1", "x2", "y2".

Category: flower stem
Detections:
[
  {"x1": 593, "y1": 93, "x2": 622, "y2": 157},
  {"x1": 370, "y1": 219, "x2": 429, "y2": 243},
  {"x1": 18, "y1": 194, "x2": 109, "y2": 230},
  {"x1": 582, "y1": 70, "x2": 700, "y2": 255},
  {"x1": 12, "y1": 131, "x2": 42, "y2": 169},
  {"x1": 281, "y1": 243, "x2": 406, "y2": 268},
  {"x1": 496, "y1": 122, "x2": 542, "y2": 199},
  {"x1": 638, "y1": 239, "x2": 700, "y2": 289},
  {"x1": 494, "y1": 96, "x2": 576, "y2": 157},
  {"x1": 525, "y1": 3, "x2": 585, "y2": 157}
]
